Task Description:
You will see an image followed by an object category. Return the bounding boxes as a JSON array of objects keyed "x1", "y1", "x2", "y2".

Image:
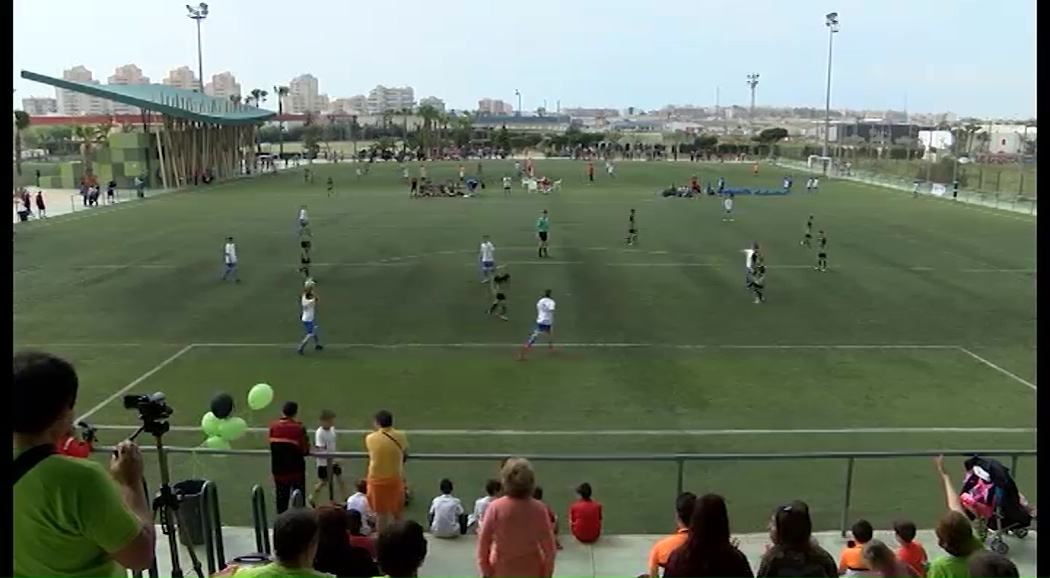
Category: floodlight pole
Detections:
[
  {"x1": 746, "y1": 73, "x2": 760, "y2": 136},
  {"x1": 514, "y1": 89, "x2": 522, "y2": 116},
  {"x1": 822, "y1": 12, "x2": 840, "y2": 169},
  {"x1": 187, "y1": 5, "x2": 209, "y2": 93}
]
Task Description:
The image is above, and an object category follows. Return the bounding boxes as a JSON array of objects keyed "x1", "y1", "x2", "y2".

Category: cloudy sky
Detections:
[{"x1": 12, "y1": 0, "x2": 1036, "y2": 119}]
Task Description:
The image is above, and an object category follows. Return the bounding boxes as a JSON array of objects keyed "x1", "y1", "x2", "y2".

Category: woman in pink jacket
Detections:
[{"x1": 477, "y1": 458, "x2": 557, "y2": 578}]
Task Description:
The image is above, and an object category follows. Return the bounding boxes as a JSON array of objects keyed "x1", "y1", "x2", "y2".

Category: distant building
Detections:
[
  {"x1": 57, "y1": 66, "x2": 108, "y2": 116},
  {"x1": 419, "y1": 96, "x2": 446, "y2": 112},
  {"x1": 478, "y1": 98, "x2": 514, "y2": 115},
  {"x1": 162, "y1": 66, "x2": 199, "y2": 91},
  {"x1": 366, "y1": 85, "x2": 415, "y2": 114},
  {"x1": 21, "y1": 96, "x2": 57, "y2": 115},
  {"x1": 473, "y1": 114, "x2": 571, "y2": 133},
  {"x1": 106, "y1": 64, "x2": 150, "y2": 115},
  {"x1": 563, "y1": 107, "x2": 619, "y2": 118},
  {"x1": 330, "y1": 95, "x2": 367, "y2": 115},
  {"x1": 284, "y1": 74, "x2": 325, "y2": 114},
  {"x1": 829, "y1": 121, "x2": 931, "y2": 145},
  {"x1": 205, "y1": 72, "x2": 242, "y2": 100}
]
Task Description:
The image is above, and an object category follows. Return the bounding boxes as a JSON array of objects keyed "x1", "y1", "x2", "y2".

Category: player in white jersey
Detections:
[
  {"x1": 606, "y1": 161, "x2": 616, "y2": 178},
  {"x1": 519, "y1": 290, "x2": 556, "y2": 360},
  {"x1": 310, "y1": 409, "x2": 347, "y2": 504},
  {"x1": 502, "y1": 176, "x2": 512, "y2": 196},
  {"x1": 297, "y1": 281, "x2": 324, "y2": 355},
  {"x1": 221, "y1": 236, "x2": 240, "y2": 282},
  {"x1": 722, "y1": 192, "x2": 735, "y2": 222},
  {"x1": 743, "y1": 243, "x2": 760, "y2": 287},
  {"x1": 297, "y1": 205, "x2": 309, "y2": 234},
  {"x1": 479, "y1": 235, "x2": 496, "y2": 284}
]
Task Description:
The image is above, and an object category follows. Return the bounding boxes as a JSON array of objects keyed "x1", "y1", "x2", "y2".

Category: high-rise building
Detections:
[
  {"x1": 204, "y1": 71, "x2": 242, "y2": 100},
  {"x1": 57, "y1": 66, "x2": 108, "y2": 116},
  {"x1": 330, "y1": 95, "x2": 367, "y2": 115},
  {"x1": 21, "y1": 97, "x2": 58, "y2": 116},
  {"x1": 419, "y1": 96, "x2": 446, "y2": 112},
  {"x1": 162, "y1": 66, "x2": 200, "y2": 91},
  {"x1": 283, "y1": 74, "x2": 325, "y2": 114},
  {"x1": 478, "y1": 98, "x2": 513, "y2": 115},
  {"x1": 106, "y1": 64, "x2": 150, "y2": 115},
  {"x1": 366, "y1": 85, "x2": 415, "y2": 114}
]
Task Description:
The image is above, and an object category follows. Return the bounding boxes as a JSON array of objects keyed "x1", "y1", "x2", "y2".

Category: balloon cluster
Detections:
[{"x1": 199, "y1": 383, "x2": 274, "y2": 449}]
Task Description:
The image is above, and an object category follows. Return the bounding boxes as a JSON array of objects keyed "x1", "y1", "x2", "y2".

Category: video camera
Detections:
[
  {"x1": 76, "y1": 420, "x2": 98, "y2": 444},
  {"x1": 123, "y1": 392, "x2": 174, "y2": 424}
]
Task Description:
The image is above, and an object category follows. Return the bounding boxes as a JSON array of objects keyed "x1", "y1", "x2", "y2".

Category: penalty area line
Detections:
[
  {"x1": 76, "y1": 344, "x2": 196, "y2": 422},
  {"x1": 956, "y1": 347, "x2": 1037, "y2": 391},
  {"x1": 87, "y1": 425, "x2": 1038, "y2": 436}
]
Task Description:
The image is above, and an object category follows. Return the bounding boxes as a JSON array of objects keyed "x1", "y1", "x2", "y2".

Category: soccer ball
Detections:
[{"x1": 304, "y1": 278, "x2": 316, "y2": 289}]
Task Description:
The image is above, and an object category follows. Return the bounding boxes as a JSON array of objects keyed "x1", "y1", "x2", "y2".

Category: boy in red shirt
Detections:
[
  {"x1": 569, "y1": 482, "x2": 602, "y2": 544},
  {"x1": 533, "y1": 486, "x2": 562, "y2": 549},
  {"x1": 894, "y1": 519, "x2": 929, "y2": 577}
]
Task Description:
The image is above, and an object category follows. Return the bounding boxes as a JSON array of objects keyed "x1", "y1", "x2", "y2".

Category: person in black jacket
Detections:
[
  {"x1": 313, "y1": 505, "x2": 378, "y2": 578},
  {"x1": 756, "y1": 501, "x2": 838, "y2": 577},
  {"x1": 663, "y1": 493, "x2": 753, "y2": 577}
]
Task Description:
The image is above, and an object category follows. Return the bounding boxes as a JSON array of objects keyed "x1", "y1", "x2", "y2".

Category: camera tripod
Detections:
[{"x1": 130, "y1": 418, "x2": 205, "y2": 578}]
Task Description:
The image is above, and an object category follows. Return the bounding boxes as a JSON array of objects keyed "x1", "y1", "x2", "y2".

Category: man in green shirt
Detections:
[
  {"x1": 927, "y1": 456, "x2": 984, "y2": 578},
  {"x1": 232, "y1": 509, "x2": 332, "y2": 577},
  {"x1": 535, "y1": 210, "x2": 550, "y2": 258},
  {"x1": 13, "y1": 351, "x2": 156, "y2": 578}
]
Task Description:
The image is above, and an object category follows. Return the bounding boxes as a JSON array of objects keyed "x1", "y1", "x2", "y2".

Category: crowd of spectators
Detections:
[{"x1": 12, "y1": 350, "x2": 1030, "y2": 578}]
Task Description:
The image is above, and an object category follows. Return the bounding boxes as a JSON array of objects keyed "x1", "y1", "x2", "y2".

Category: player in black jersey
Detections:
[
  {"x1": 625, "y1": 209, "x2": 638, "y2": 245},
  {"x1": 299, "y1": 249, "x2": 312, "y2": 279},
  {"x1": 487, "y1": 266, "x2": 510, "y2": 320},
  {"x1": 749, "y1": 264, "x2": 766, "y2": 303},
  {"x1": 801, "y1": 215, "x2": 813, "y2": 247},
  {"x1": 816, "y1": 231, "x2": 828, "y2": 272},
  {"x1": 326, "y1": 177, "x2": 334, "y2": 197}
]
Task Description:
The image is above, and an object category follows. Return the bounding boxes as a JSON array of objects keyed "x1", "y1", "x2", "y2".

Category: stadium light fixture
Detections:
[
  {"x1": 187, "y1": 3, "x2": 210, "y2": 93},
  {"x1": 821, "y1": 12, "x2": 840, "y2": 167},
  {"x1": 746, "y1": 74, "x2": 760, "y2": 135},
  {"x1": 514, "y1": 89, "x2": 522, "y2": 116}
]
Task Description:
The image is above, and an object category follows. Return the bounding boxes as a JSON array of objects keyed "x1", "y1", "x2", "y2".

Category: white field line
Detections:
[
  {"x1": 189, "y1": 342, "x2": 961, "y2": 350},
  {"x1": 87, "y1": 425, "x2": 1037, "y2": 436},
  {"x1": 957, "y1": 348, "x2": 1037, "y2": 391},
  {"x1": 76, "y1": 344, "x2": 196, "y2": 422}
]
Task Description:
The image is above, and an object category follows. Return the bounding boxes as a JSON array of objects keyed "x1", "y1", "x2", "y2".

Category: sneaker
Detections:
[
  {"x1": 315, "y1": 344, "x2": 324, "y2": 351},
  {"x1": 296, "y1": 348, "x2": 305, "y2": 355}
]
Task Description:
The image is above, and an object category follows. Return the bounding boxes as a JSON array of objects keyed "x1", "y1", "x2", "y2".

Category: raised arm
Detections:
[{"x1": 934, "y1": 456, "x2": 964, "y2": 513}]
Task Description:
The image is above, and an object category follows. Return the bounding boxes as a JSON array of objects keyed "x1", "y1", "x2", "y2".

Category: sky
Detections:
[{"x1": 12, "y1": 0, "x2": 1037, "y2": 119}]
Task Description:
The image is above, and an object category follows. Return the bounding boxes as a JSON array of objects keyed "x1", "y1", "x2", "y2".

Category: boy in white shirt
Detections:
[
  {"x1": 468, "y1": 479, "x2": 502, "y2": 532},
  {"x1": 429, "y1": 478, "x2": 466, "y2": 538},
  {"x1": 310, "y1": 409, "x2": 347, "y2": 505},
  {"x1": 346, "y1": 479, "x2": 376, "y2": 535},
  {"x1": 221, "y1": 236, "x2": 240, "y2": 282},
  {"x1": 519, "y1": 289, "x2": 556, "y2": 360}
]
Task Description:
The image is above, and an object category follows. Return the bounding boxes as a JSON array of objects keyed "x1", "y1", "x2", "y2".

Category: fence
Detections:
[{"x1": 100, "y1": 445, "x2": 1035, "y2": 575}]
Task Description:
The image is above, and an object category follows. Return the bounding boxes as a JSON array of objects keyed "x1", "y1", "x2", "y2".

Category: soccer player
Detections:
[
  {"x1": 298, "y1": 248, "x2": 312, "y2": 280},
  {"x1": 805, "y1": 177, "x2": 814, "y2": 192},
  {"x1": 722, "y1": 192, "x2": 735, "y2": 222},
  {"x1": 222, "y1": 236, "x2": 240, "y2": 282},
  {"x1": 488, "y1": 266, "x2": 510, "y2": 320},
  {"x1": 326, "y1": 177, "x2": 334, "y2": 197},
  {"x1": 297, "y1": 205, "x2": 309, "y2": 235},
  {"x1": 749, "y1": 264, "x2": 766, "y2": 304},
  {"x1": 304, "y1": 167, "x2": 313, "y2": 184},
  {"x1": 502, "y1": 175, "x2": 512, "y2": 196},
  {"x1": 536, "y1": 210, "x2": 550, "y2": 258},
  {"x1": 743, "y1": 243, "x2": 759, "y2": 287},
  {"x1": 519, "y1": 289, "x2": 555, "y2": 360},
  {"x1": 297, "y1": 281, "x2": 324, "y2": 355},
  {"x1": 606, "y1": 160, "x2": 616, "y2": 179},
  {"x1": 811, "y1": 176, "x2": 820, "y2": 191},
  {"x1": 625, "y1": 209, "x2": 638, "y2": 246},
  {"x1": 816, "y1": 231, "x2": 828, "y2": 272},
  {"x1": 587, "y1": 162, "x2": 595, "y2": 183},
  {"x1": 479, "y1": 235, "x2": 496, "y2": 284},
  {"x1": 801, "y1": 215, "x2": 814, "y2": 247}
]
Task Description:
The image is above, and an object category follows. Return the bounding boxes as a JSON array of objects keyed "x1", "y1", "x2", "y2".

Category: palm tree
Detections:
[
  {"x1": 417, "y1": 104, "x2": 440, "y2": 158},
  {"x1": 274, "y1": 85, "x2": 290, "y2": 157},
  {"x1": 71, "y1": 124, "x2": 107, "y2": 180},
  {"x1": 13, "y1": 110, "x2": 31, "y2": 180},
  {"x1": 229, "y1": 94, "x2": 242, "y2": 105},
  {"x1": 249, "y1": 88, "x2": 268, "y2": 107}
]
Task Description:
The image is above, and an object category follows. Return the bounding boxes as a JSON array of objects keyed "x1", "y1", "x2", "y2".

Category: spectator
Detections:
[
  {"x1": 967, "y1": 552, "x2": 1019, "y2": 578},
  {"x1": 893, "y1": 520, "x2": 929, "y2": 577},
  {"x1": 478, "y1": 458, "x2": 557, "y2": 578},
  {"x1": 861, "y1": 540, "x2": 918, "y2": 578},
  {"x1": 376, "y1": 520, "x2": 428, "y2": 578},
  {"x1": 269, "y1": 401, "x2": 311, "y2": 514},
  {"x1": 365, "y1": 409, "x2": 409, "y2": 533},
  {"x1": 469, "y1": 479, "x2": 502, "y2": 532},
  {"x1": 663, "y1": 493, "x2": 753, "y2": 577},
  {"x1": 755, "y1": 501, "x2": 838, "y2": 577},
  {"x1": 310, "y1": 410, "x2": 348, "y2": 506},
  {"x1": 233, "y1": 508, "x2": 330, "y2": 577},
  {"x1": 533, "y1": 486, "x2": 562, "y2": 549},
  {"x1": 345, "y1": 479, "x2": 375, "y2": 535},
  {"x1": 428, "y1": 478, "x2": 467, "y2": 538},
  {"x1": 13, "y1": 350, "x2": 156, "y2": 576},
  {"x1": 646, "y1": 492, "x2": 697, "y2": 578},
  {"x1": 346, "y1": 509, "x2": 376, "y2": 560},
  {"x1": 312, "y1": 505, "x2": 378, "y2": 578},
  {"x1": 569, "y1": 482, "x2": 603, "y2": 544},
  {"x1": 928, "y1": 457, "x2": 983, "y2": 578},
  {"x1": 839, "y1": 519, "x2": 875, "y2": 576}
]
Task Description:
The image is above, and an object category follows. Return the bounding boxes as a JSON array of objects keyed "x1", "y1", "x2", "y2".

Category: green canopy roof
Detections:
[{"x1": 21, "y1": 70, "x2": 275, "y2": 125}]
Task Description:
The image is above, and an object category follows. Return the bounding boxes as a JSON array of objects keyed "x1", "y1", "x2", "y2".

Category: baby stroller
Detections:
[{"x1": 959, "y1": 456, "x2": 1035, "y2": 555}]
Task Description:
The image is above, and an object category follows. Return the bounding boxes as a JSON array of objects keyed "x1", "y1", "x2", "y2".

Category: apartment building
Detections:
[
  {"x1": 21, "y1": 97, "x2": 58, "y2": 116},
  {"x1": 366, "y1": 85, "x2": 415, "y2": 114},
  {"x1": 282, "y1": 74, "x2": 328, "y2": 114},
  {"x1": 162, "y1": 66, "x2": 200, "y2": 91},
  {"x1": 418, "y1": 96, "x2": 445, "y2": 112},
  {"x1": 106, "y1": 64, "x2": 150, "y2": 114},
  {"x1": 57, "y1": 66, "x2": 108, "y2": 116},
  {"x1": 478, "y1": 98, "x2": 513, "y2": 115},
  {"x1": 205, "y1": 72, "x2": 242, "y2": 100}
]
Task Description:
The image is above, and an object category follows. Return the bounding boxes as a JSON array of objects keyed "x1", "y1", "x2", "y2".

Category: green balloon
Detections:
[
  {"x1": 203, "y1": 436, "x2": 231, "y2": 450},
  {"x1": 201, "y1": 412, "x2": 221, "y2": 437},
  {"x1": 218, "y1": 416, "x2": 249, "y2": 441},
  {"x1": 247, "y1": 383, "x2": 274, "y2": 411}
]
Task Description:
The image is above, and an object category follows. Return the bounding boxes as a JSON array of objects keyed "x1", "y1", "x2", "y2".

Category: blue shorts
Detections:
[
  {"x1": 535, "y1": 323, "x2": 552, "y2": 333},
  {"x1": 225, "y1": 262, "x2": 237, "y2": 270},
  {"x1": 481, "y1": 260, "x2": 495, "y2": 272},
  {"x1": 299, "y1": 219, "x2": 308, "y2": 227},
  {"x1": 302, "y1": 320, "x2": 316, "y2": 334}
]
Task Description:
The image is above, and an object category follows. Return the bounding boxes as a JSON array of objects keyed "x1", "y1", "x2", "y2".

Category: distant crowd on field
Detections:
[{"x1": 13, "y1": 349, "x2": 1032, "y2": 578}]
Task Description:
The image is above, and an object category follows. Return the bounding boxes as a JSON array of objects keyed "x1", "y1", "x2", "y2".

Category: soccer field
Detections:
[{"x1": 13, "y1": 159, "x2": 1037, "y2": 534}]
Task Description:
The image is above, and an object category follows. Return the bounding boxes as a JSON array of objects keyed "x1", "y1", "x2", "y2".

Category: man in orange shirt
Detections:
[
  {"x1": 645, "y1": 492, "x2": 696, "y2": 577},
  {"x1": 365, "y1": 409, "x2": 408, "y2": 533},
  {"x1": 569, "y1": 482, "x2": 602, "y2": 543}
]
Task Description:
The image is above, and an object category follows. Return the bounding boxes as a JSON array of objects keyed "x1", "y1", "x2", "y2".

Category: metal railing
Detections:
[{"x1": 102, "y1": 446, "x2": 1035, "y2": 539}]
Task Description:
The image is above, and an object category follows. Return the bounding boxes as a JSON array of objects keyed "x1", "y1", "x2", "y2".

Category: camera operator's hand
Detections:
[{"x1": 110, "y1": 440, "x2": 144, "y2": 486}]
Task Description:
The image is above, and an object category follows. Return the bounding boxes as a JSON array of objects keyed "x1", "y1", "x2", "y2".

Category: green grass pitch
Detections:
[{"x1": 13, "y1": 159, "x2": 1037, "y2": 534}]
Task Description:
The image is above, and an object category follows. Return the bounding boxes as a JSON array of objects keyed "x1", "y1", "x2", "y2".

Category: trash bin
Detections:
[
  {"x1": 173, "y1": 479, "x2": 209, "y2": 546},
  {"x1": 17, "y1": 210, "x2": 29, "y2": 222}
]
